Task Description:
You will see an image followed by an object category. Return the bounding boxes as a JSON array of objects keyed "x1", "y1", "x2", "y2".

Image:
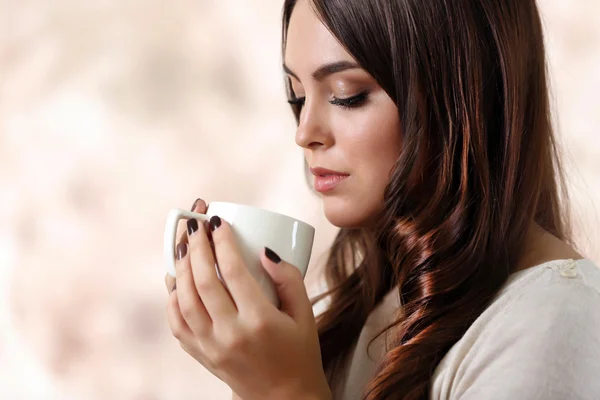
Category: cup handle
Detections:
[{"x1": 164, "y1": 208, "x2": 209, "y2": 277}]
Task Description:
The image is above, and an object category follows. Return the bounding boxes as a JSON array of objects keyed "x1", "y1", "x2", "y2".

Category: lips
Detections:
[
  {"x1": 309, "y1": 167, "x2": 350, "y2": 177},
  {"x1": 309, "y1": 167, "x2": 350, "y2": 193}
]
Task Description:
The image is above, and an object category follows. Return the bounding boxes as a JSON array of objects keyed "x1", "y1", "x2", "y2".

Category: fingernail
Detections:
[
  {"x1": 176, "y1": 242, "x2": 188, "y2": 260},
  {"x1": 191, "y1": 198, "x2": 202, "y2": 211},
  {"x1": 265, "y1": 247, "x2": 281, "y2": 264},
  {"x1": 209, "y1": 216, "x2": 221, "y2": 231},
  {"x1": 187, "y1": 218, "x2": 199, "y2": 236}
]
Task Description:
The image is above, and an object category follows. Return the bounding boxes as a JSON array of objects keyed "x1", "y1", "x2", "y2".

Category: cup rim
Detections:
[{"x1": 208, "y1": 201, "x2": 315, "y2": 231}]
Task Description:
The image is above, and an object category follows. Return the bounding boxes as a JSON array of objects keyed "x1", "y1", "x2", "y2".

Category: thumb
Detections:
[{"x1": 261, "y1": 247, "x2": 312, "y2": 322}]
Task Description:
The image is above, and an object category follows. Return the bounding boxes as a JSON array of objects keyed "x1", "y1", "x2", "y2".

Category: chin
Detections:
[{"x1": 322, "y1": 196, "x2": 374, "y2": 228}]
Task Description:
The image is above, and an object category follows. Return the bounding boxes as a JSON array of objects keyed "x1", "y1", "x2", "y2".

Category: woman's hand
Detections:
[
  {"x1": 164, "y1": 198, "x2": 207, "y2": 292},
  {"x1": 164, "y1": 198, "x2": 331, "y2": 400}
]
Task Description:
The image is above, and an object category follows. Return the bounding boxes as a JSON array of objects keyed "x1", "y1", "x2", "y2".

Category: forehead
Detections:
[{"x1": 284, "y1": 0, "x2": 354, "y2": 73}]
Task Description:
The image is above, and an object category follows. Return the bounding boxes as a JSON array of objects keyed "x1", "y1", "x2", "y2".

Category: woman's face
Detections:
[{"x1": 284, "y1": 0, "x2": 402, "y2": 228}]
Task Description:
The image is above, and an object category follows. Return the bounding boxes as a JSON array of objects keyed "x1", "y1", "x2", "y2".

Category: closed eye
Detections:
[
  {"x1": 330, "y1": 91, "x2": 369, "y2": 109},
  {"x1": 287, "y1": 97, "x2": 306, "y2": 107},
  {"x1": 287, "y1": 91, "x2": 369, "y2": 110}
]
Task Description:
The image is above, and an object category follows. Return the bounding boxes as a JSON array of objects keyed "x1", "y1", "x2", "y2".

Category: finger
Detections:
[
  {"x1": 187, "y1": 216, "x2": 238, "y2": 321},
  {"x1": 191, "y1": 198, "x2": 208, "y2": 214},
  {"x1": 165, "y1": 273, "x2": 176, "y2": 293},
  {"x1": 169, "y1": 198, "x2": 208, "y2": 294},
  {"x1": 260, "y1": 248, "x2": 312, "y2": 322},
  {"x1": 174, "y1": 242, "x2": 213, "y2": 335},
  {"x1": 209, "y1": 216, "x2": 267, "y2": 314},
  {"x1": 167, "y1": 225, "x2": 215, "y2": 296},
  {"x1": 166, "y1": 288, "x2": 195, "y2": 342},
  {"x1": 176, "y1": 198, "x2": 208, "y2": 247}
]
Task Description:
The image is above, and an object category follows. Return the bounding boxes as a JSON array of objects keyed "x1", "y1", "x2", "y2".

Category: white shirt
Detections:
[{"x1": 328, "y1": 258, "x2": 600, "y2": 399}]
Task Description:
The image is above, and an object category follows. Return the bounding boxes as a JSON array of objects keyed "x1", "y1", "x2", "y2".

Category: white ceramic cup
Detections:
[{"x1": 164, "y1": 202, "x2": 315, "y2": 308}]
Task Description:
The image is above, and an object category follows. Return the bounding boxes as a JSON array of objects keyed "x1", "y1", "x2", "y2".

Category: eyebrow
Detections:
[{"x1": 283, "y1": 60, "x2": 361, "y2": 81}]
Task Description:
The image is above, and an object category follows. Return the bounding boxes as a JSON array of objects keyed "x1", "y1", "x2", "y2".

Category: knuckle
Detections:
[
  {"x1": 179, "y1": 303, "x2": 196, "y2": 320},
  {"x1": 224, "y1": 332, "x2": 246, "y2": 350},
  {"x1": 194, "y1": 275, "x2": 214, "y2": 292},
  {"x1": 169, "y1": 319, "x2": 186, "y2": 340},
  {"x1": 171, "y1": 327, "x2": 185, "y2": 341},
  {"x1": 247, "y1": 317, "x2": 271, "y2": 336},
  {"x1": 217, "y1": 260, "x2": 238, "y2": 279}
]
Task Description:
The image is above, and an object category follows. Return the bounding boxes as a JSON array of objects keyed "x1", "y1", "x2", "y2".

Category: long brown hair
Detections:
[{"x1": 282, "y1": 0, "x2": 573, "y2": 399}]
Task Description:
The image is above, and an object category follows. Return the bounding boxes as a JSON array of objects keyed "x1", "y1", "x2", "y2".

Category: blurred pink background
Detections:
[{"x1": 1, "y1": 1, "x2": 598, "y2": 399}]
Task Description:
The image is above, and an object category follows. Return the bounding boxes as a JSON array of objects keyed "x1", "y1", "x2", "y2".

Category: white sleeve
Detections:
[{"x1": 455, "y1": 280, "x2": 600, "y2": 400}]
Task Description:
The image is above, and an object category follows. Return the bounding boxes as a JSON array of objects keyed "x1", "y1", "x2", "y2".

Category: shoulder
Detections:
[
  {"x1": 468, "y1": 258, "x2": 600, "y2": 327},
  {"x1": 431, "y1": 259, "x2": 600, "y2": 400},
  {"x1": 496, "y1": 258, "x2": 600, "y2": 324},
  {"x1": 454, "y1": 258, "x2": 600, "y2": 341}
]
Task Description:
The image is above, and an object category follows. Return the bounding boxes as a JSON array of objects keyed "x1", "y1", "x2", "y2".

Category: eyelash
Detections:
[{"x1": 287, "y1": 91, "x2": 369, "y2": 110}]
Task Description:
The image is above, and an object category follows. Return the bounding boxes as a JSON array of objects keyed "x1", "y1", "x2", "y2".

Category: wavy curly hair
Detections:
[{"x1": 282, "y1": 0, "x2": 573, "y2": 399}]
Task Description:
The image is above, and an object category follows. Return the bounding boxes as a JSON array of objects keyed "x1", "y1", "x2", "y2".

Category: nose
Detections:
[{"x1": 294, "y1": 99, "x2": 332, "y2": 150}]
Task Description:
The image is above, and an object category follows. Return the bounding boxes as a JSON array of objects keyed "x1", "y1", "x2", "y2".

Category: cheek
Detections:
[
  {"x1": 353, "y1": 126, "x2": 400, "y2": 209},
  {"x1": 323, "y1": 104, "x2": 401, "y2": 228},
  {"x1": 347, "y1": 106, "x2": 402, "y2": 183}
]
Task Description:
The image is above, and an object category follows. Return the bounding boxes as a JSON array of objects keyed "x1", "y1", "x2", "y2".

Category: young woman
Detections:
[{"x1": 165, "y1": 0, "x2": 600, "y2": 399}]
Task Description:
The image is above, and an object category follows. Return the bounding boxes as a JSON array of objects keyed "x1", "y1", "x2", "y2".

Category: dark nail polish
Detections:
[
  {"x1": 176, "y1": 242, "x2": 188, "y2": 260},
  {"x1": 265, "y1": 247, "x2": 281, "y2": 264},
  {"x1": 187, "y1": 218, "x2": 199, "y2": 236},
  {"x1": 209, "y1": 216, "x2": 221, "y2": 231},
  {"x1": 191, "y1": 198, "x2": 202, "y2": 211}
]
